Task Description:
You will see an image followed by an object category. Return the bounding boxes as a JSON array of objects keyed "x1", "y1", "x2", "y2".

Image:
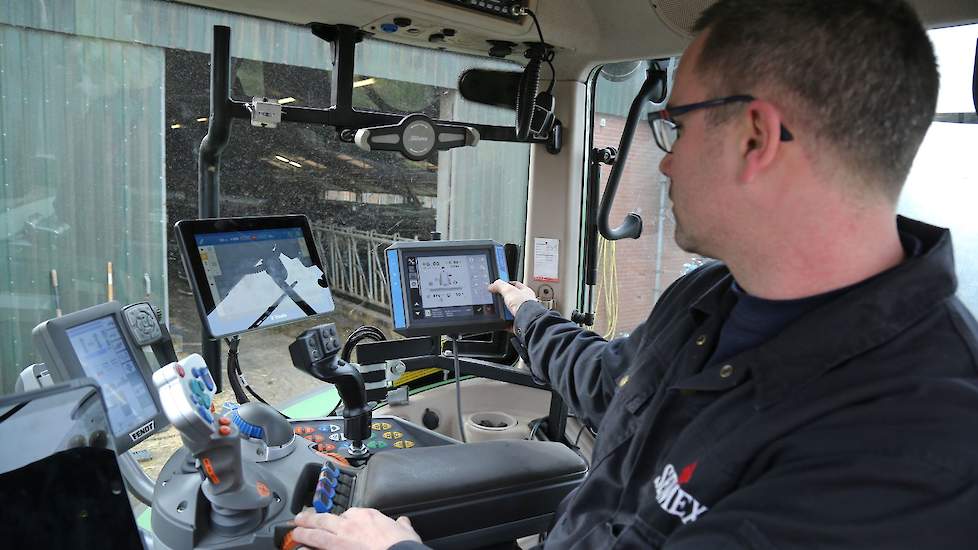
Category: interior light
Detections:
[
  {"x1": 170, "y1": 124, "x2": 182, "y2": 129},
  {"x1": 275, "y1": 155, "x2": 291, "y2": 163},
  {"x1": 196, "y1": 117, "x2": 208, "y2": 122},
  {"x1": 278, "y1": 97, "x2": 297, "y2": 104},
  {"x1": 352, "y1": 78, "x2": 376, "y2": 88},
  {"x1": 288, "y1": 161, "x2": 302, "y2": 168}
]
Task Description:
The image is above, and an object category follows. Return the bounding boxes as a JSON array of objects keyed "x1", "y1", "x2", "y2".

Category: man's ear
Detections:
[{"x1": 738, "y1": 100, "x2": 784, "y2": 183}]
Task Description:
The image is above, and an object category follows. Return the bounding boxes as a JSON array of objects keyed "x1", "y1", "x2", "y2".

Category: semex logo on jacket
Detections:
[{"x1": 654, "y1": 462, "x2": 709, "y2": 524}]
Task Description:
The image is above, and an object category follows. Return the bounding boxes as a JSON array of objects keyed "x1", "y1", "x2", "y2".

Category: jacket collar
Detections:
[
  {"x1": 681, "y1": 217, "x2": 956, "y2": 409},
  {"x1": 744, "y1": 216, "x2": 957, "y2": 409}
]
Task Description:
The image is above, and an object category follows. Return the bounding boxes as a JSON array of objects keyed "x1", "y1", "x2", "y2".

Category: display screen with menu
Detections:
[
  {"x1": 175, "y1": 216, "x2": 335, "y2": 338},
  {"x1": 65, "y1": 316, "x2": 159, "y2": 437},
  {"x1": 386, "y1": 240, "x2": 512, "y2": 336}
]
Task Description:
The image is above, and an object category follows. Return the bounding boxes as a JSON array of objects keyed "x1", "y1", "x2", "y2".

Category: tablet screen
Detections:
[{"x1": 177, "y1": 217, "x2": 335, "y2": 338}]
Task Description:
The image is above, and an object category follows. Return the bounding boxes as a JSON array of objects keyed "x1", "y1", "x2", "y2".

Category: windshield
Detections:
[{"x1": 0, "y1": 1, "x2": 530, "y2": 473}]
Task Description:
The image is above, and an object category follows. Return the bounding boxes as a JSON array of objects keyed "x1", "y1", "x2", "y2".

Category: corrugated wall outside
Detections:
[
  {"x1": 0, "y1": 24, "x2": 166, "y2": 392},
  {"x1": 446, "y1": 97, "x2": 530, "y2": 247}
]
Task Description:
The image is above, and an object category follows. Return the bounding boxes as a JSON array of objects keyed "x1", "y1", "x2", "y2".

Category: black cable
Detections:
[
  {"x1": 573, "y1": 422, "x2": 588, "y2": 447},
  {"x1": 225, "y1": 336, "x2": 248, "y2": 404},
  {"x1": 450, "y1": 336, "x2": 467, "y2": 443},
  {"x1": 524, "y1": 8, "x2": 556, "y2": 94},
  {"x1": 340, "y1": 325, "x2": 386, "y2": 363},
  {"x1": 527, "y1": 417, "x2": 544, "y2": 440},
  {"x1": 225, "y1": 336, "x2": 282, "y2": 415}
]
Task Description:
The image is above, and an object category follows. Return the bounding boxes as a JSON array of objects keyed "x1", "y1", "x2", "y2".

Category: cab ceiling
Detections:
[{"x1": 176, "y1": 0, "x2": 978, "y2": 82}]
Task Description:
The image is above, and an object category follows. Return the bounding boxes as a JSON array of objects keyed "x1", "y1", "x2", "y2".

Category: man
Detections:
[{"x1": 291, "y1": 0, "x2": 978, "y2": 547}]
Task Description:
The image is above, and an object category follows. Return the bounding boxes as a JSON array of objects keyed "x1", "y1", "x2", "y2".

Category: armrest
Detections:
[{"x1": 355, "y1": 440, "x2": 587, "y2": 545}]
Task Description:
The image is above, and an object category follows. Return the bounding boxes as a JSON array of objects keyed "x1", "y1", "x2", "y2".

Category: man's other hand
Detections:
[
  {"x1": 291, "y1": 508, "x2": 421, "y2": 550},
  {"x1": 489, "y1": 279, "x2": 538, "y2": 317}
]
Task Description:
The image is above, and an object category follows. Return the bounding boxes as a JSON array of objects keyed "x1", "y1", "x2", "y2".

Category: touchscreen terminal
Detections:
[
  {"x1": 386, "y1": 240, "x2": 512, "y2": 336},
  {"x1": 65, "y1": 316, "x2": 160, "y2": 439},
  {"x1": 32, "y1": 301, "x2": 168, "y2": 451},
  {"x1": 175, "y1": 215, "x2": 335, "y2": 338}
]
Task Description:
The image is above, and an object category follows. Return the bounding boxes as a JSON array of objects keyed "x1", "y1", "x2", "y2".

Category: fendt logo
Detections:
[{"x1": 129, "y1": 420, "x2": 156, "y2": 442}]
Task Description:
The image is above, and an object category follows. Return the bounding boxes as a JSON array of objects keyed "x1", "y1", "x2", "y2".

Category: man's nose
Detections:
[{"x1": 659, "y1": 152, "x2": 672, "y2": 177}]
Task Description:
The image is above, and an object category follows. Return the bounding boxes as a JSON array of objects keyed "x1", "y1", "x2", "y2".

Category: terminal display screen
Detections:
[
  {"x1": 386, "y1": 239, "x2": 511, "y2": 336},
  {"x1": 406, "y1": 252, "x2": 497, "y2": 321},
  {"x1": 65, "y1": 316, "x2": 159, "y2": 437},
  {"x1": 177, "y1": 217, "x2": 335, "y2": 338}
]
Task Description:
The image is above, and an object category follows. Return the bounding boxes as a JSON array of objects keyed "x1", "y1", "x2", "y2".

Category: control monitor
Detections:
[
  {"x1": 32, "y1": 302, "x2": 170, "y2": 452},
  {"x1": 175, "y1": 215, "x2": 335, "y2": 338},
  {"x1": 385, "y1": 239, "x2": 513, "y2": 336}
]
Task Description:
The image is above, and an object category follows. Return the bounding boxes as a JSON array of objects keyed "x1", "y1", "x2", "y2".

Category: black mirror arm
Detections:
[{"x1": 597, "y1": 68, "x2": 666, "y2": 240}]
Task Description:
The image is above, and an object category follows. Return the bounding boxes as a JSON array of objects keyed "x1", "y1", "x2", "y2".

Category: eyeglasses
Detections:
[{"x1": 649, "y1": 95, "x2": 794, "y2": 153}]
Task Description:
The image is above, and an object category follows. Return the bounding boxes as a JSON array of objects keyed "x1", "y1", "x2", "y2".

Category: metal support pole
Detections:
[
  {"x1": 330, "y1": 25, "x2": 358, "y2": 112},
  {"x1": 547, "y1": 391, "x2": 569, "y2": 442},
  {"x1": 197, "y1": 25, "x2": 235, "y2": 391}
]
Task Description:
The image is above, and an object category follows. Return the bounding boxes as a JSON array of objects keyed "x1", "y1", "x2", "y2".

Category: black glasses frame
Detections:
[{"x1": 649, "y1": 94, "x2": 794, "y2": 153}]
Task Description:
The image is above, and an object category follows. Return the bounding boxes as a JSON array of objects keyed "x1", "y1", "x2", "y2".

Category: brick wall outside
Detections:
[{"x1": 589, "y1": 113, "x2": 703, "y2": 338}]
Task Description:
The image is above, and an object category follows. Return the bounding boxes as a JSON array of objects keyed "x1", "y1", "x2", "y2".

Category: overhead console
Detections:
[{"x1": 429, "y1": 0, "x2": 526, "y2": 21}]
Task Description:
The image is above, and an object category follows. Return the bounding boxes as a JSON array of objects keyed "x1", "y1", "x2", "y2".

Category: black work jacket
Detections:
[{"x1": 513, "y1": 217, "x2": 978, "y2": 548}]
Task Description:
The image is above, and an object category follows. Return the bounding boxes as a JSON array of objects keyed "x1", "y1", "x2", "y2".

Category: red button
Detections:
[
  {"x1": 219, "y1": 426, "x2": 231, "y2": 436},
  {"x1": 176, "y1": 365, "x2": 185, "y2": 377},
  {"x1": 218, "y1": 417, "x2": 231, "y2": 426}
]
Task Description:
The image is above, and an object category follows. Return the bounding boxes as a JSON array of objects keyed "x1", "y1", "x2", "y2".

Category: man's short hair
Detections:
[{"x1": 693, "y1": 0, "x2": 938, "y2": 199}]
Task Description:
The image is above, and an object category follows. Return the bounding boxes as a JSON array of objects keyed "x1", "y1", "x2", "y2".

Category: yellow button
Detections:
[
  {"x1": 618, "y1": 375, "x2": 630, "y2": 387},
  {"x1": 695, "y1": 335, "x2": 707, "y2": 346},
  {"x1": 404, "y1": 440, "x2": 415, "y2": 448},
  {"x1": 720, "y1": 364, "x2": 734, "y2": 378}
]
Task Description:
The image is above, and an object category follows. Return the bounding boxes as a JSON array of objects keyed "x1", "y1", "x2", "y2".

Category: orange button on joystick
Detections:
[{"x1": 219, "y1": 426, "x2": 232, "y2": 436}]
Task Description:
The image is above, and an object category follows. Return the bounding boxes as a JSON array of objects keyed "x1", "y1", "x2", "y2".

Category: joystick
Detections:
[
  {"x1": 289, "y1": 324, "x2": 372, "y2": 457},
  {"x1": 153, "y1": 355, "x2": 279, "y2": 534}
]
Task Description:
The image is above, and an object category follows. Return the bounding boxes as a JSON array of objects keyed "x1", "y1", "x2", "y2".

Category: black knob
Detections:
[
  {"x1": 393, "y1": 17, "x2": 412, "y2": 27},
  {"x1": 442, "y1": 28, "x2": 456, "y2": 37},
  {"x1": 422, "y1": 408, "x2": 440, "y2": 430}
]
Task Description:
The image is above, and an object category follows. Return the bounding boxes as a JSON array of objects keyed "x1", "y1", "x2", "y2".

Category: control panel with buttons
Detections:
[
  {"x1": 312, "y1": 460, "x2": 355, "y2": 515},
  {"x1": 290, "y1": 415, "x2": 455, "y2": 459},
  {"x1": 153, "y1": 354, "x2": 219, "y2": 443}
]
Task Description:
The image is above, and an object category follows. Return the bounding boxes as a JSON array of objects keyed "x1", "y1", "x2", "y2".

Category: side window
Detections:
[
  {"x1": 587, "y1": 60, "x2": 703, "y2": 339},
  {"x1": 586, "y1": 24, "x2": 978, "y2": 337},
  {"x1": 899, "y1": 24, "x2": 978, "y2": 314}
]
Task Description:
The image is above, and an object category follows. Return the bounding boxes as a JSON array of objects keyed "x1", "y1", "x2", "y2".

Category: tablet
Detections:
[
  {"x1": 385, "y1": 239, "x2": 513, "y2": 337},
  {"x1": 174, "y1": 215, "x2": 335, "y2": 338}
]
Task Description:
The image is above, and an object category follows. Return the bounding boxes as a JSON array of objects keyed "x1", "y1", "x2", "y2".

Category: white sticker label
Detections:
[
  {"x1": 129, "y1": 420, "x2": 156, "y2": 442},
  {"x1": 533, "y1": 238, "x2": 559, "y2": 282}
]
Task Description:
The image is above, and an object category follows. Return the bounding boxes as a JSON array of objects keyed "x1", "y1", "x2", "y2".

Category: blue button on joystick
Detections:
[
  {"x1": 313, "y1": 499, "x2": 334, "y2": 514},
  {"x1": 198, "y1": 406, "x2": 213, "y2": 424},
  {"x1": 201, "y1": 370, "x2": 215, "y2": 391}
]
